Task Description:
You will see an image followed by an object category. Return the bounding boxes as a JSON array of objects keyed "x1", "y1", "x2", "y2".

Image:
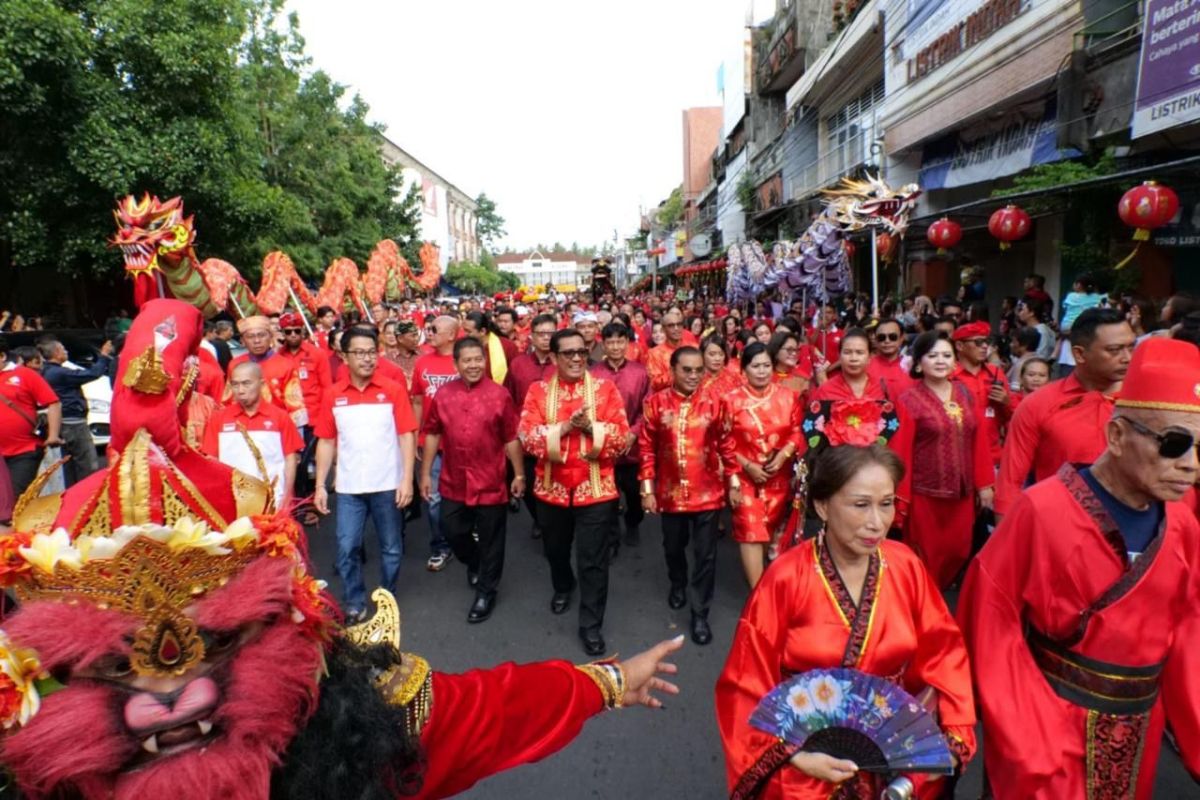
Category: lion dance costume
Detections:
[{"x1": 0, "y1": 300, "x2": 627, "y2": 799}]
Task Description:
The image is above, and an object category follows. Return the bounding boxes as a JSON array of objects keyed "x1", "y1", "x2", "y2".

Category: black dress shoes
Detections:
[
  {"x1": 579, "y1": 627, "x2": 606, "y2": 657},
  {"x1": 667, "y1": 586, "x2": 687, "y2": 610},
  {"x1": 468, "y1": 594, "x2": 494, "y2": 623},
  {"x1": 550, "y1": 592, "x2": 572, "y2": 615},
  {"x1": 691, "y1": 614, "x2": 712, "y2": 646}
]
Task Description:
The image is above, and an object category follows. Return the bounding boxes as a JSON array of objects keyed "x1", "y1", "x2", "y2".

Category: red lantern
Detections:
[
  {"x1": 843, "y1": 240, "x2": 856, "y2": 260},
  {"x1": 988, "y1": 204, "x2": 1031, "y2": 250},
  {"x1": 1118, "y1": 181, "x2": 1179, "y2": 241},
  {"x1": 875, "y1": 232, "x2": 898, "y2": 262},
  {"x1": 926, "y1": 217, "x2": 962, "y2": 255}
]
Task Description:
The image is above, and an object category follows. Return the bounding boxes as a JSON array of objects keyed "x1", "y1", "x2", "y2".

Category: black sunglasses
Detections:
[
  {"x1": 875, "y1": 332, "x2": 900, "y2": 342},
  {"x1": 282, "y1": 328, "x2": 304, "y2": 334},
  {"x1": 1119, "y1": 416, "x2": 1200, "y2": 459}
]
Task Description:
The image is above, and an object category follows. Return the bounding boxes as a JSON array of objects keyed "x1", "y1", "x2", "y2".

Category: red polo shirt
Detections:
[
  {"x1": 954, "y1": 362, "x2": 1012, "y2": 467},
  {"x1": 0, "y1": 366, "x2": 58, "y2": 457},
  {"x1": 314, "y1": 376, "x2": 417, "y2": 494},
  {"x1": 277, "y1": 339, "x2": 331, "y2": 423},
  {"x1": 202, "y1": 401, "x2": 303, "y2": 507},
  {"x1": 422, "y1": 378, "x2": 517, "y2": 505}
]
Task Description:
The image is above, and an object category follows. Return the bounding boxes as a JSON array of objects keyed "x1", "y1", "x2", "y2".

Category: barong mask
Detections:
[{"x1": 0, "y1": 300, "x2": 338, "y2": 800}]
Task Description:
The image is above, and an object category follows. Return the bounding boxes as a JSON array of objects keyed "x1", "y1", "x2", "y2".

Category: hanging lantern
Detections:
[
  {"x1": 926, "y1": 217, "x2": 962, "y2": 255},
  {"x1": 988, "y1": 205, "x2": 1031, "y2": 250},
  {"x1": 1118, "y1": 181, "x2": 1179, "y2": 241},
  {"x1": 843, "y1": 240, "x2": 857, "y2": 261},
  {"x1": 875, "y1": 232, "x2": 898, "y2": 263}
]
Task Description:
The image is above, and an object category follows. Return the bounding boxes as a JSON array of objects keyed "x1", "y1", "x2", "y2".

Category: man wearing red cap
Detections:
[
  {"x1": 952, "y1": 320, "x2": 1012, "y2": 467},
  {"x1": 225, "y1": 315, "x2": 308, "y2": 429},
  {"x1": 995, "y1": 308, "x2": 1134, "y2": 516},
  {"x1": 276, "y1": 312, "x2": 331, "y2": 433},
  {"x1": 958, "y1": 335, "x2": 1200, "y2": 799}
]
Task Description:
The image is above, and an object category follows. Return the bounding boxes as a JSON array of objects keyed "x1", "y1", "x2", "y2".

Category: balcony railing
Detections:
[
  {"x1": 789, "y1": 133, "x2": 877, "y2": 200},
  {"x1": 755, "y1": 2, "x2": 804, "y2": 95},
  {"x1": 1074, "y1": 0, "x2": 1140, "y2": 53}
]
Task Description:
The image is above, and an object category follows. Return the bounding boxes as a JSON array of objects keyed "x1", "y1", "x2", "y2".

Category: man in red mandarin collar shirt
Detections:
[{"x1": 420, "y1": 337, "x2": 524, "y2": 624}]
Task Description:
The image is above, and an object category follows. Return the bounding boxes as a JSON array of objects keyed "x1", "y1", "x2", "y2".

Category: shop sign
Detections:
[{"x1": 1132, "y1": 0, "x2": 1200, "y2": 138}]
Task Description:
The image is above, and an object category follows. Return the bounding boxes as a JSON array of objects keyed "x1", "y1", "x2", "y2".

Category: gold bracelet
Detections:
[{"x1": 575, "y1": 660, "x2": 627, "y2": 710}]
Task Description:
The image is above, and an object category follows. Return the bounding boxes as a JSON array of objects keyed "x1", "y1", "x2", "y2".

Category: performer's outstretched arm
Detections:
[{"x1": 414, "y1": 637, "x2": 683, "y2": 800}]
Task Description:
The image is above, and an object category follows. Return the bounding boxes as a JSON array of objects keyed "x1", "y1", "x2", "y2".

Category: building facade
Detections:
[
  {"x1": 378, "y1": 135, "x2": 481, "y2": 268},
  {"x1": 494, "y1": 251, "x2": 592, "y2": 292}
]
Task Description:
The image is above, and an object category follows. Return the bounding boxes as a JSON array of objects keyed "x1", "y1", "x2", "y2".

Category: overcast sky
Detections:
[{"x1": 285, "y1": 0, "x2": 751, "y2": 252}]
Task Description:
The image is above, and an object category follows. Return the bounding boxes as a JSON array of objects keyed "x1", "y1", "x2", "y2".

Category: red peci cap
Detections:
[
  {"x1": 1115, "y1": 337, "x2": 1200, "y2": 413},
  {"x1": 951, "y1": 321, "x2": 991, "y2": 341},
  {"x1": 279, "y1": 312, "x2": 304, "y2": 329}
]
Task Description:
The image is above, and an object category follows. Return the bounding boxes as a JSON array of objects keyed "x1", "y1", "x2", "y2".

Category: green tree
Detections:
[
  {"x1": 446, "y1": 261, "x2": 501, "y2": 294},
  {"x1": 475, "y1": 192, "x2": 506, "y2": 246},
  {"x1": 657, "y1": 186, "x2": 684, "y2": 227}
]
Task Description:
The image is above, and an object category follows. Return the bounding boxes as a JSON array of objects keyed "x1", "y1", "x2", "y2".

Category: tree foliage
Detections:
[
  {"x1": 657, "y1": 186, "x2": 684, "y2": 227},
  {"x1": 445, "y1": 261, "x2": 519, "y2": 295},
  {"x1": 474, "y1": 192, "x2": 506, "y2": 247},
  {"x1": 0, "y1": 0, "x2": 422, "y2": 288}
]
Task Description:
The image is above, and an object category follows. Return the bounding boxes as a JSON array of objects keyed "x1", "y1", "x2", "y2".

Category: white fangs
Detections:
[
  {"x1": 141, "y1": 735, "x2": 159, "y2": 754},
  {"x1": 197, "y1": 720, "x2": 213, "y2": 735}
]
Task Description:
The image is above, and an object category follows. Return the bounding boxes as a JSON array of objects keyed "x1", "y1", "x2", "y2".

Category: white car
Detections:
[{"x1": 82, "y1": 375, "x2": 112, "y2": 450}]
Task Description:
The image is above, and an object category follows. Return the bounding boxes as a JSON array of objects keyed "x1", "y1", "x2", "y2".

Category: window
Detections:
[{"x1": 824, "y1": 79, "x2": 885, "y2": 180}]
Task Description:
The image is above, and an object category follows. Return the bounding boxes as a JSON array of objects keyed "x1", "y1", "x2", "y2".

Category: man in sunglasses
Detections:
[
  {"x1": 996, "y1": 308, "x2": 1135, "y2": 516},
  {"x1": 952, "y1": 320, "x2": 1012, "y2": 468},
  {"x1": 866, "y1": 317, "x2": 911, "y2": 398},
  {"x1": 959, "y1": 335, "x2": 1200, "y2": 799},
  {"x1": 225, "y1": 315, "x2": 308, "y2": 430},
  {"x1": 646, "y1": 309, "x2": 687, "y2": 391},
  {"x1": 275, "y1": 311, "x2": 332, "y2": 504},
  {"x1": 518, "y1": 328, "x2": 630, "y2": 656}
]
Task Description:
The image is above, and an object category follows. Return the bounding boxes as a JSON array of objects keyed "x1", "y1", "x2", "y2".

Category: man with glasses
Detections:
[
  {"x1": 518, "y1": 329, "x2": 630, "y2": 655},
  {"x1": 866, "y1": 317, "x2": 912, "y2": 398},
  {"x1": 275, "y1": 311, "x2": 330, "y2": 505},
  {"x1": 952, "y1": 320, "x2": 1012, "y2": 468},
  {"x1": 997, "y1": 308, "x2": 1134, "y2": 517},
  {"x1": 638, "y1": 346, "x2": 724, "y2": 645},
  {"x1": 313, "y1": 325, "x2": 416, "y2": 623},
  {"x1": 226, "y1": 315, "x2": 308, "y2": 430},
  {"x1": 646, "y1": 309, "x2": 687, "y2": 391},
  {"x1": 959, "y1": 336, "x2": 1200, "y2": 800},
  {"x1": 508, "y1": 314, "x2": 558, "y2": 536}
]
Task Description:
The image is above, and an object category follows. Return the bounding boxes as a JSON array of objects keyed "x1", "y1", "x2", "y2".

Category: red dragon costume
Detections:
[{"x1": 0, "y1": 300, "x2": 675, "y2": 800}]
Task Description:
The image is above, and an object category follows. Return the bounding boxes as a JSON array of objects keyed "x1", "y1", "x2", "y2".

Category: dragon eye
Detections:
[
  {"x1": 93, "y1": 654, "x2": 133, "y2": 679},
  {"x1": 146, "y1": 218, "x2": 165, "y2": 231},
  {"x1": 201, "y1": 628, "x2": 241, "y2": 656}
]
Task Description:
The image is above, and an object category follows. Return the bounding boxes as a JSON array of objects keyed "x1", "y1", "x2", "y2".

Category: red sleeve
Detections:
[
  {"x1": 422, "y1": 392, "x2": 444, "y2": 437},
  {"x1": 24, "y1": 370, "x2": 59, "y2": 407},
  {"x1": 1162, "y1": 522, "x2": 1200, "y2": 779},
  {"x1": 637, "y1": 394, "x2": 659, "y2": 482},
  {"x1": 315, "y1": 347, "x2": 332, "y2": 390},
  {"x1": 499, "y1": 392, "x2": 518, "y2": 444},
  {"x1": 200, "y1": 411, "x2": 222, "y2": 457},
  {"x1": 388, "y1": 379, "x2": 417, "y2": 435},
  {"x1": 411, "y1": 359, "x2": 429, "y2": 397},
  {"x1": 995, "y1": 392, "x2": 1041, "y2": 513},
  {"x1": 518, "y1": 382, "x2": 550, "y2": 458},
  {"x1": 596, "y1": 382, "x2": 630, "y2": 459},
  {"x1": 973, "y1": 404, "x2": 995, "y2": 491},
  {"x1": 279, "y1": 412, "x2": 304, "y2": 455},
  {"x1": 313, "y1": 389, "x2": 337, "y2": 440},
  {"x1": 415, "y1": 661, "x2": 604, "y2": 800}
]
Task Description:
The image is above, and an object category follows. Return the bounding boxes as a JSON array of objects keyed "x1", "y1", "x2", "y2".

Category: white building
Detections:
[
  {"x1": 378, "y1": 135, "x2": 480, "y2": 268},
  {"x1": 494, "y1": 250, "x2": 591, "y2": 291}
]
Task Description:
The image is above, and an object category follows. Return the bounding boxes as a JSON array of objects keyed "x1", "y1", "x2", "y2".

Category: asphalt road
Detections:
[{"x1": 307, "y1": 500, "x2": 1195, "y2": 799}]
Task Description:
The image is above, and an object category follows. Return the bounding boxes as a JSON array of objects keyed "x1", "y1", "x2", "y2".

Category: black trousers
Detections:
[
  {"x1": 522, "y1": 455, "x2": 539, "y2": 524},
  {"x1": 538, "y1": 498, "x2": 617, "y2": 632},
  {"x1": 4, "y1": 449, "x2": 43, "y2": 502},
  {"x1": 441, "y1": 498, "x2": 507, "y2": 597},
  {"x1": 614, "y1": 463, "x2": 645, "y2": 535},
  {"x1": 662, "y1": 510, "x2": 720, "y2": 616}
]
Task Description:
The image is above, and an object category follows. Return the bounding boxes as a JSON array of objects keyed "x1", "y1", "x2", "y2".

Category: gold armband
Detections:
[
  {"x1": 576, "y1": 660, "x2": 627, "y2": 710},
  {"x1": 728, "y1": 474, "x2": 742, "y2": 490},
  {"x1": 640, "y1": 479, "x2": 654, "y2": 497}
]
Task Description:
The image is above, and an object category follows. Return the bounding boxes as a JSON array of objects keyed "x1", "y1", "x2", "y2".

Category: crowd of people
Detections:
[{"x1": 0, "y1": 275, "x2": 1197, "y2": 797}]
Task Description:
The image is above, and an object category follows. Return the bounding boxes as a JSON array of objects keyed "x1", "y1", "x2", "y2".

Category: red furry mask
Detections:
[{"x1": 1, "y1": 558, "x2": 325, "y2": 800}]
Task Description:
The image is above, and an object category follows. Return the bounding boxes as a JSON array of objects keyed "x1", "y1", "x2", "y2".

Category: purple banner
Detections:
[{"x1": 1132, "y1": 0, "x2": 1200, "y2": 138}]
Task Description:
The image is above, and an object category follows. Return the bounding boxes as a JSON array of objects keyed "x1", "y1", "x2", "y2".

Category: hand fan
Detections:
[{"x1": 749, "y1": 668, "x2": 954, "y2": 775}]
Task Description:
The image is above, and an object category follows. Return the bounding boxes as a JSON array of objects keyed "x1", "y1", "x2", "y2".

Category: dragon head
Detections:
[
  {"x1": 110, "y1": 194, "x2": 196, "y2": 276},
  {"x1": 825, "y1": 174, "x2": 922, "y2": 236}
]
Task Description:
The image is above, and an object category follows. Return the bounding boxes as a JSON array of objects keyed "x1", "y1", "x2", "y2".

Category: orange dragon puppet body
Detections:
[
  {"x1": 0, "y1": 301, "x2": 675, "y2": 800},
  {"x1": 111, "y1": 194, "x2": 441, "y2": 319}
]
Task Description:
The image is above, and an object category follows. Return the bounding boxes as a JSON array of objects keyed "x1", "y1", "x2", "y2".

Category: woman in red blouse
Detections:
[
  {"x1": 717, "y1": 444, "x2": 976, "y2": 799},
  {"x1": 893, "y1": 332, "x2": 994, "y2": 589},
  {"x1": 699, "y1": 334, "x2": 742, "y2": 400},
  {"x1": 807, "y1": 328, "x2": 887, "y2": 402},
  {"x1": 719, "y1": 343, "x2": 804, "y2": 587},
  {"x1": 768, "y1": 331, "x2": 810, "y2": 398}
]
